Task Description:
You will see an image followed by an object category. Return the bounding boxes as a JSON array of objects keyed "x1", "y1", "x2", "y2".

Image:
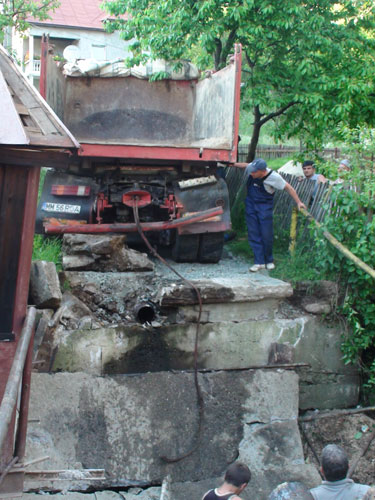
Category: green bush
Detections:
[{"x1": 314, "y1": 180, "x2": 375, "y2": 400}]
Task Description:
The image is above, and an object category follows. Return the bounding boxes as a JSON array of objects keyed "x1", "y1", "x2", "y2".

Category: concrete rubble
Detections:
[{"x1": 62, "y1": 234, "x2": 154, "y2": 272}]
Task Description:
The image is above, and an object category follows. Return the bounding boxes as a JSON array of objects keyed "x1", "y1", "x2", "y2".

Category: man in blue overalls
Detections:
[{"x1": 245, "y1": 158, "x2": 306, "y2": 272}]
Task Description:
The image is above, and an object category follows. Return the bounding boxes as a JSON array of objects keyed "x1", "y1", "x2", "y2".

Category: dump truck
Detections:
[{"x1": 36, "y1": 40, "x2": 242, "y2": 263}]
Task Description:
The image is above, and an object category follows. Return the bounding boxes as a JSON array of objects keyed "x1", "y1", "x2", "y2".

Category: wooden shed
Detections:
[{"x1": 0, "y1": 43, "x2": 78, "y2": 497}]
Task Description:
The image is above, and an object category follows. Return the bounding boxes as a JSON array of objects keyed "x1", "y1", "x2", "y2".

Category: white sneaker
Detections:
[
  {"x1": 249, "y1": 264, "x2": 266, "y2": 272},
  {"x1": 266, "y1": 263, "x2": 275, "y2": 270}
]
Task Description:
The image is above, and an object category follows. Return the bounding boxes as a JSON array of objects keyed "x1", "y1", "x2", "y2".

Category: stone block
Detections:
[
  {"x1": 62, "y1": 234, "x2": 153, "y2": 272},
  {"x1": 29, "y1": 260, "x2": 62, "y2": 309},
  {"x1": 158, "y1": 275, "x2": 293, "y2": 306},
  {"x1": 25, "y1": 370, "x2": 320, "y2": 498}
]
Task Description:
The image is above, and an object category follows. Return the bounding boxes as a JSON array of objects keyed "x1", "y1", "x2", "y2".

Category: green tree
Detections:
[
  {"x1": 0, "y1": 0, "x2": 60, "y2": 40},
  {"x1": 103, "y1": 0, "x2": 375, "y2": 161}
]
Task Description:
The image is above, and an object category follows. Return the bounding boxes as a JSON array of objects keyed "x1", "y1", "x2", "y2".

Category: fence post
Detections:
[{"x1": 289, "y1": 207, "x2": 298, "y2": 255}]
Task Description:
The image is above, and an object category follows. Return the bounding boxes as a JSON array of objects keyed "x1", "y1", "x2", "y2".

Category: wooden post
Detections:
[{"x1": 289, "y1": 207, "x2": 298, "y2": 255}]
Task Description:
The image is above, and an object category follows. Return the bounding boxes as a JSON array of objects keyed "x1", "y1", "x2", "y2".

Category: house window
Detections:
[{"x1": 91, "y1": 44, "x2": 106, "y2": 60}]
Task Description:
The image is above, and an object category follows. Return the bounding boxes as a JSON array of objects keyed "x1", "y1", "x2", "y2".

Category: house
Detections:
[{"x1": 11, "y1": 0, "x2": 131, "y2": 89}]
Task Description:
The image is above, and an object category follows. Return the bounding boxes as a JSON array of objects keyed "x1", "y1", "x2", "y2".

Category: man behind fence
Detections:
[{"x1": 245, "y1": 158, "x2": 306, "y2": 272}]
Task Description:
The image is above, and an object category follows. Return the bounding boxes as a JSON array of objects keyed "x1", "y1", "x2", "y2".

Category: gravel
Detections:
[{"x1": 152, "y1": 248, "x2": 254, "y2": 280}]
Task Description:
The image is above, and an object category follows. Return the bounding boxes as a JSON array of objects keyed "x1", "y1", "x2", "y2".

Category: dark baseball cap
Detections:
[{"x1": 247, "y1": 158, "x2": 267, "y2": 173}]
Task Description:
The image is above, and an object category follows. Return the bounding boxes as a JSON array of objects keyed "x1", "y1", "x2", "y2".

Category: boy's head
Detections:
[{"x1": 224, "y1": 462, "x2": 251, "y2": 490}]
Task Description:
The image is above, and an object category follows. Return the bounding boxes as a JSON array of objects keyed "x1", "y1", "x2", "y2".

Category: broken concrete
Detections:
[
  {"x1": 29, "y1": 260, "x2": 62, "y2": 309},
  {"x1": 25, "y1": 370, "x2": 320, "y2": 499},
  {"x1": 292, "y1": 280, "x2": 339, "y2": 315},
  {"x1": 60, "y1": 271, "x2": 155, "y2": 324},
  {"x1": 62, "y1": 234, "x2": 154, "y2": 272},
  {"x1": 301, "y1": 297, "x2": 331, "y2": 314},
  {"x1": 158, "y1": 275, "x2": 293, "y2": 305},
  {"x1": 48, "y1": 312, "x2": 359, "y2": 410}
]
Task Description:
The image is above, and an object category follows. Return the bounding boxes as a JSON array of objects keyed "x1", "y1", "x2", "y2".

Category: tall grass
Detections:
[
  {"x1": 32, "y1": 235, "x2": 62, "y2": 270},
  {"x1": 33, "y1": 168, "x2": 62, "y2": 268}
]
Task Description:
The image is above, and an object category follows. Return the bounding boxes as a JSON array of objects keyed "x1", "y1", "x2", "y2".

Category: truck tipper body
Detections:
[{"x1": 36, "y1": 41, "x2": 242, "y2": 262}]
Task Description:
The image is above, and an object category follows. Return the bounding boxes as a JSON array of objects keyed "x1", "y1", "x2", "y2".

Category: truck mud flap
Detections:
[
  {"x1": 35, "y1": 170, "x2": 98, "y2": 234},
  {"x1": 173, "y1": 177, "x2": 230, "y2": 235}
]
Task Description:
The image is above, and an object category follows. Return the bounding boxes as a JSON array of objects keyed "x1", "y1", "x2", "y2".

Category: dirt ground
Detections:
[{"x1": 301, "y1": 412, "x2": 375, "y2": 485}]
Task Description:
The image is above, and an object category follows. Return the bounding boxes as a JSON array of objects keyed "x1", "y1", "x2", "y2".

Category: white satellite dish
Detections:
[{"x1": 63, "y1": 45, "x2": 80, "y2": 63}]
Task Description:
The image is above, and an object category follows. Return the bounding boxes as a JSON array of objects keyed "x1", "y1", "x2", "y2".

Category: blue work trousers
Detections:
[{"x1": 245, "y1": 195, "x2": 274, "y2": 265}]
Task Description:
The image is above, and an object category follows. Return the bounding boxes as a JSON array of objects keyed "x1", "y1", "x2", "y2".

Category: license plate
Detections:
[{"x1": 42, "y1": 202, "x2": 81, "y2": 214}]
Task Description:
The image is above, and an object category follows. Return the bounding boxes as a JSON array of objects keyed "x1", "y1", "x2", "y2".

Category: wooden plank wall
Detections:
[
  {"x1": 0, "y1": 164, "x2": 40, "y2": 469},
  {"x1": 0, "y1": 166, "x2": 28, "y2": 339}
]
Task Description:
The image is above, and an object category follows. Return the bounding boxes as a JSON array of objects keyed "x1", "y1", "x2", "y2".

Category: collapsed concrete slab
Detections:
[
  {"x1": 25, "y1": 370, "x2": 320, "y2": 499},
  {"x1": 50, "y1": 314, "x2": 359, "y2": 410}
]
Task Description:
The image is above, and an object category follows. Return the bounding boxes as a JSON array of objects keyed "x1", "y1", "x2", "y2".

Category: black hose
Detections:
[{"x1": 132, "y1": 198, "x2": 204, "y2": 463}]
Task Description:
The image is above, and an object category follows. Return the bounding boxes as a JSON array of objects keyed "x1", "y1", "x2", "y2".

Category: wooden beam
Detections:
[{"x1": 0, "y1": 148, "x2": 71, "y2": 168}]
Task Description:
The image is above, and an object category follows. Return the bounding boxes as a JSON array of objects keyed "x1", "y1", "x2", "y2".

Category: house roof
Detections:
[
  {"x1": 28, "y1": 0, "x2": 125, "y2": 31},
  {"x1": 0, "y1": 45, "x2": 79, "y2": 148}
]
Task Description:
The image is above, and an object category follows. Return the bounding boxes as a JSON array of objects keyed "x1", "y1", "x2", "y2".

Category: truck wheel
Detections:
[
  {"x1": 198, "y1": 232, "x2": 224, "y2": 263},
  {"x1": 172, "y1": 233, "x2": 199, "y2": 262}
]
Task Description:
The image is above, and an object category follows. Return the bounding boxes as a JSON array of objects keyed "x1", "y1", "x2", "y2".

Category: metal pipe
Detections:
[
  {"x1": 0, "y1": 307, "x2": 36, "y2": 456},
  {"x1": 44, "y1": 206, "x2": 223, "y2": 235},
  {"x1": 134, "y1": 301, "x2": 156, "y2": 324},
  {"x1": 14, "y1": 319, "x2": 35, "y2": 461}
]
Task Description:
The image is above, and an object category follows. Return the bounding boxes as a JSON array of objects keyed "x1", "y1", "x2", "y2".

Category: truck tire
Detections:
[
  {"x1": 172, "y1": 233, "x2": 199, "y2": 262},
  {"x1": 198, "y1": 232, "x2": 224, "y2": 263}
]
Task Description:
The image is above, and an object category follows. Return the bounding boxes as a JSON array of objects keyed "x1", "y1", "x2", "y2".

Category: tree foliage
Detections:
[
  {"x1": 0, "y1": 0, "x2": 60, "y2": 38},
  {"x1": 103, "y1": 0, "x2": 375, "y2": 160},
  {"x1": 314, "y1": 128, "x2": 375, "y2": 400}
]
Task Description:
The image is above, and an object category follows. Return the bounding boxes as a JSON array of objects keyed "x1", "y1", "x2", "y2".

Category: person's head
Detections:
[
  {"x1": 247, "y1": 158, "x2": 268, "y2": 179},
  {"x1": 321, "y1": 444, "x2": 349, "y2": 481},
  {"x1": 268, "y1": 481, "x2": 313, "y2": 500},
  {"x1": 302, "y1": 160, "x2": 316, "y2": 179},
  {"x1": 224, "y1": 462, "x2": 251, "y2": 493},
  {"x1": 339, "y1": 159, "x2": 350, "y2": 172}
]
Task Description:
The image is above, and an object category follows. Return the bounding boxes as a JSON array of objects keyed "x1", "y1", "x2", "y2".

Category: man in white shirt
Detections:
[{"x1": 310, "y1": 444, "x2": 370, "y2": 500}]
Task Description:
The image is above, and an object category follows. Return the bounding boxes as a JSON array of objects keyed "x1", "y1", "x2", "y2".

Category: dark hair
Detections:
[
  {"x1": 302, "y1": 160, "x2": 315, "y2": 168},
  {"x1": 224, "y1": 462, "x2": 251, "y2": 487},
  {"x1": 321, "y1": 444, "x2": 349, "y2": 481}
]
